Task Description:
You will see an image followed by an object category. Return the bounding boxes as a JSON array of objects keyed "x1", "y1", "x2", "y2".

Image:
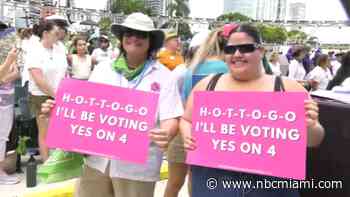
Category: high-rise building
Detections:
[
  {"x1": 276, "y1": 0, "x2": 287, "y2": 20},
  {"x1": 256, "y1": 0, "x2": 277, "y2": 20},
  {"x1": 40, "y1": 0, "x2": 54, "y2": 6},
  {"x1": 288, "y1": 2, "x2": 306, "y2": 20},
  {"x1": 145, "y1": 0, "x2": 163, "y2": 16},
  {"x1": 222, "y1": 0, "x2": 288, "y2": 21},
  {"x1": 162, "y1": 0, "x2": 172, "y2": 16},
  {"x1": 255, "y1": 0, "x2": 287, "y2": 20},
  {"x1": 223, "y1": 0, "x2": 257, "y2": 19}
]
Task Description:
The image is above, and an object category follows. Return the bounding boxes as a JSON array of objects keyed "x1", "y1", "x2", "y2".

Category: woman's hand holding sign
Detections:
[
  {"x1": 304, "y1": 99, "x2": 325, "y2": 147},
  {"x1": 304, "y1": 99, "x2": 319, "y2": 128},
  {"x1": 148, "y1": 128, "x2": 170, "y2": 152},
  {"x1": 40, "y1": 99, "x2": 55, "y2": 119},
  {"x1": 180, "y1": 117, "x2": 196, "y2": 151}
]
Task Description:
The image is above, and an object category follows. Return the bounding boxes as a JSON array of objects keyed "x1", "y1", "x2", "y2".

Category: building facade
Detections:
[
  {"x1": 223, "y1": 0, "x2": 257, "y2": 19},
  {"x1": 256, "y1": 0, "x2": 287, "y2": 21},
  {"x1": 145, "y1": 0, "x2": 165, "y2": 16},
  {"x1": 222, "y1": 0, "x2": 287, "y2": 21},
  {"x1": 288, "y1": 2, "x2": 306, "y2": 20}
]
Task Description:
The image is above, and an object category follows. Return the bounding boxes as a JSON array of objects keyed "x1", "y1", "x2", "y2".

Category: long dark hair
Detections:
[
  {"x1": 327, "y1": 51, "x2": 350, "y2": 90},
  {"x1": 228, "y1": 23, "x2": 272, "y2": 74},
  {"x1": 36, "y1": 20, "x2": 57, "y2": 39}
]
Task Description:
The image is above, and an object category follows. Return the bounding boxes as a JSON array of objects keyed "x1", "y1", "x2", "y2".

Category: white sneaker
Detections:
[{"x1": 0, "y1": 174, "x2": 21, "y2": 185}]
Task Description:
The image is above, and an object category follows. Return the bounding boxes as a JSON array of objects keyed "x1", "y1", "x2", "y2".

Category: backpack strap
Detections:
[{"x1": 206, "y1": 73, "x2": 224, "y2": 91}]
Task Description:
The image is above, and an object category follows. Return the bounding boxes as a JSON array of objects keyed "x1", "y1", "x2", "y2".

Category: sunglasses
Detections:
[
  {"x1": 124, "y1": 28, "x2": 149, "y2": 39},
  {"x1": 224, "y1": 43, "x2": 260, "y2": 54}
]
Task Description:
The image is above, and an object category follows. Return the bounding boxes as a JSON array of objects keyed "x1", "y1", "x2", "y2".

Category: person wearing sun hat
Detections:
[
  {"x1": 91, "y1": 34, "x2": 115, "y2": 64},
  {"x1": 157, "y1": 30, "x2": 184, "y2": 71},
  {"x1": 45, "y1": 15, "x2": 69, "y2": 51},
  {"x1": 51, "y1": 12, "x2": 183, "y2": 197}
]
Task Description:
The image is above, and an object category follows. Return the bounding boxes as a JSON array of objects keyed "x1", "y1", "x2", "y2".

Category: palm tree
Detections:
[
  {"x1": 168, "y1": 0, "x2": 190, "y2": 18},
  {"x1": 110, "y1": 0, "x2": 152, "y2": 15},
  {"x1": 164, "y1": 0, "x2": 191, "y2": 40}
]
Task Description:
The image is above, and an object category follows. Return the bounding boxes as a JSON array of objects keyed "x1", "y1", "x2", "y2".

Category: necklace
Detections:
[{"x1": 45, "y1": 47, "x2": 54, "y2": 60}]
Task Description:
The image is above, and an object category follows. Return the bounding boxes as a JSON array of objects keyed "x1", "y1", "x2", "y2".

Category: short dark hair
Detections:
[
  {"x1": 37, "y1": 20, "x2": 57, "y2": 39},
  {"x1": 292, "y1": 46, "x2": 306, "y2": 58}
]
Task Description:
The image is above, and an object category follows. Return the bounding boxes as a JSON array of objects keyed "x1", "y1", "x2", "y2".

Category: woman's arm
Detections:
[
  {"x1": 67, "y1": 54, "x2": 73, "y2": 66},
  {"x1": 304, "y1": 99, "x2": 325, "y2": 147},
  {"x1": 284, "y1": 78, "x2": 325, "y2": 147},
  {"x1": 91, "y1": 56, "x2": 97, "y2": 67},
  {"x1": 29, "y1": 68, "x2": 55, "y2": 97},
  {"x1": 2, "y1": 64, "x2": 20, "y2": 83},
  {"x1": 0, "y1": 48, "x2": 17, "y2": 80},
  {"x1": 160, "y1": 118, "x2": 179, "y2": 141},
  {"x1": 180, "y1": 75, "x2": 213, "y2": 150}
]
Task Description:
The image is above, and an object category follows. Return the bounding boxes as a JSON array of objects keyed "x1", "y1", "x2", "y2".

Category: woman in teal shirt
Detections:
[{"x1": 182, "y1": 28, "x2": 230, "y2": 100}]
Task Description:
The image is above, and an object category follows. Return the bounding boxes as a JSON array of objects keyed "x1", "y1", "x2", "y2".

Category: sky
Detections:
[
  {"x1": 73, "y1": 0, "x2": 349, "y2": 43},
  {"x1": 189, "y1": 0, "x2": 348, "y2": 20},
  {"x1": 74, "y1": 0, "x2": 108, "y2": 10},
  {"x1": 74, "y1": 0, "x2": 348, "y2": 20},
  {"x1": 305, "y1": 0, "x2": 347, "y2": 20}
]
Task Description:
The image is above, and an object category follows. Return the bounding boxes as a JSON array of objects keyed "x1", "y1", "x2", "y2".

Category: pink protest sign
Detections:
[
  {"x1": 187, "y1": 91, "x2": 308, "y2": 180},
  {"x1": 46, "y1": 79, "x2": 159, "y2": 164}
]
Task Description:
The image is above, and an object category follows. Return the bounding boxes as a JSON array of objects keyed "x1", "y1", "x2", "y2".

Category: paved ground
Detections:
[{"x1": 0, "y1": 156, "x2": 189, "y2": 197}]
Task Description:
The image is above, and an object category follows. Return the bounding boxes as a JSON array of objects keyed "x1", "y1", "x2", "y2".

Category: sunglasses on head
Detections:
[
  {"x1": 124, "y1": 28, "x2": 149, "y2": 39},
  {"x1": 224, "y1": 43, "x2": 260, "y2": 54}
]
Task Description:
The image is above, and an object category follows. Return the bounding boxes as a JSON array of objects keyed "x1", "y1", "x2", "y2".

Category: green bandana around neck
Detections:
[{"x1": 112, "y1": 56, "x2": 146, "y2": 81}]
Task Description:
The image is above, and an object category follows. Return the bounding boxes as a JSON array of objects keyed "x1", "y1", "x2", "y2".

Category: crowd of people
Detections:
[{"x1": 1, "y1": 10, "x2": 350, "y2": 197}]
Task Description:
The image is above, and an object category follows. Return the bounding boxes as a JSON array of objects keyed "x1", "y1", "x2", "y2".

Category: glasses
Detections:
[
  {"x1": 224, "y1": 43, "x2": 260, "y2": 54},
  {"x1": 124, "y1": 28, "x2": 149, "y2": 39}
]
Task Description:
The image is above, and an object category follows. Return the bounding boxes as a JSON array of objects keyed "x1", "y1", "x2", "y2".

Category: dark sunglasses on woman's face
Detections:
[
  {"x1": 224, "y1": 43, "x2": 260, "y2": 54},
  {"x1": 124, "y1": 28, "x2": 149, "y2": 39}
]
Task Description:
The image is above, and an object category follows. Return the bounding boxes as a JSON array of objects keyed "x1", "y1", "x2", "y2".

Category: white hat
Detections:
[
  {"x1": 189, "y1": 30, "x2": 211, "y2": 49},
  {"x1": 111, "y1": 12, "x2": 164, "y2": 49},
  {"x1": 45, "y1": 15, "x2": 68, "y2": 26}
]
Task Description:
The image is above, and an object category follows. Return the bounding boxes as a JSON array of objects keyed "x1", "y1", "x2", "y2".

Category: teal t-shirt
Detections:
[{"x1": 182, "y1": 60, "x2": 229, "y2": 101}]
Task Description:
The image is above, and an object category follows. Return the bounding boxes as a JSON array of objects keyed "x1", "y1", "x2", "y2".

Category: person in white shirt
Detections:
[
  {"x1": 269, "y1": 52, "x2": 281, "y2": 76},
  {"x1": 91, "y1": 35, "x2": 115, "y2": 64},
  {"x1": 327, "y1": 51, "x2": 350, "y2": 90},
  {"x1": 288, "y1": 47, "x2": 306, "y2": 80},
  {"x1": 27, "y1": 20, "x2": 68, "y2": 161},
  {"x1": 45, "y1": 15, "x2": 69, "y2": 55},
  {"x1": 67, "y1": 36, "x2": 96, "y2": 80},
  {"x1": 341, "y1": 77, "x2": 350, "y2": 87},
  {"x1": 288, "y1": 46, "x2": 317, "y2": 90},
  {"x1": 22, "y1": 27, "x2": 41, "y2": 87},
  {"x1": 306, "y1": 54, "x2": 332, "y2": 90},
  {"x1": 330, "y1": 53, "x2": 343, "y2": 77},
  {"x1": 41, "y1": 13, "x2": 183, "y2": 197}
]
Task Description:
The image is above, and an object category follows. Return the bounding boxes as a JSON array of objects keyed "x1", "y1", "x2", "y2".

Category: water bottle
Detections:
[{"x1": 26, "y1": 154, "x2": 37, "y2": 187}]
